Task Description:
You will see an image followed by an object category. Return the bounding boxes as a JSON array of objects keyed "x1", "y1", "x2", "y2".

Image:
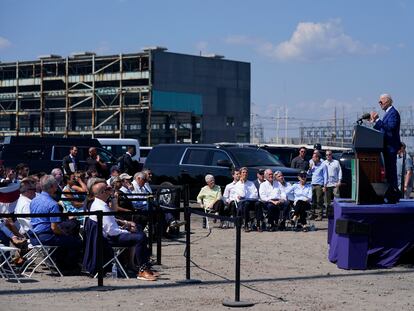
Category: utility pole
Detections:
[
  {"x1": 284, "y1": 106, "x2": 288, "y2": 144},
  {"x1": 276, "y1": 108, "x2": 280, "y2": 144}
]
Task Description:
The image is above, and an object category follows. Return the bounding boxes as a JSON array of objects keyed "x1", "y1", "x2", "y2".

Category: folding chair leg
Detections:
[{"x1": 0, "y1": 247, "x2": 21, "y2": 283}]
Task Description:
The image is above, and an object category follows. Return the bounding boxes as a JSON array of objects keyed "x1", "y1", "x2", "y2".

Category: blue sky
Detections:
[{"x1": 1, "y1": 0, "x2": 413, "y2": 140}]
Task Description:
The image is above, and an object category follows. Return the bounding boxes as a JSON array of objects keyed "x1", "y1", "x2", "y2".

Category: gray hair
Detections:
[
  {"x1": 264, "y1": 169, "x2": 273, "y2": 177},
  {"x1": 40, "y1": 175, "x2": 57, "y2": 192},
  {"x1": 205, "y1": 174, "x2": 215, "y2": 183},
  {"x1": 380, "y1": 93, "x2": 393, "y2": 105},
  {"x1": 87, "y1": 177, "x2": 106, "y2": 194},
  {"x1": 51, "y1": 168, "x2": 62, "y2": 176},
  {"x1": 135, "y1": 172, "x2": 145, "y2": 180}
]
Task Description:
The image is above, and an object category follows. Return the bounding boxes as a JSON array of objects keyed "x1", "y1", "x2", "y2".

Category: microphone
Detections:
[{"x1": 357, "y1": 113, "x2": 371, "y2": 122}]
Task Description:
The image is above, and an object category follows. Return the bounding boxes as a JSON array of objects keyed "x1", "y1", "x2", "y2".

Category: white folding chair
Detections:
[
  {"x1": 17, "y1": 218, "x2": 63, "y2": 277},
  {"x1": 0, "y1": 244, "x2": 21, "y2": 283},
  {"x1": 94, "y1": 247, "x2": 129, "y2": 279}
]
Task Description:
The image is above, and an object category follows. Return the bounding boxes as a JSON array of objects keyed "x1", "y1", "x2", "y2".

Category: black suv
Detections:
[{"x1": 145, "y1": 144, "x2": 300, "y2": 200}]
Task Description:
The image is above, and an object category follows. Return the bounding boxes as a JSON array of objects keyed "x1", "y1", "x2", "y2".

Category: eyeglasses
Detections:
[{"x1": 326, "y1": 153, "x2": 333, "y2": 156}]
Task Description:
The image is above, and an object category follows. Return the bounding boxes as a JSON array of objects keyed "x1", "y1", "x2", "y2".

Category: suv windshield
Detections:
[{"x1": 229, "y1": 148, "x2": 284, "y2": 167}]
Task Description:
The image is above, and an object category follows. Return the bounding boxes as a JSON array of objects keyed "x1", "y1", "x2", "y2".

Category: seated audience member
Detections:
[
  {"x1": 107, "y1": 165, "x2": 120, "y2": 186},
  {"x1": 61, "y1": 172, "x2": 88, "y2": 220},
  {"x1": 285, "y1": 171, "x2": 312, "y2": 231},
  {"x1": 16, "y1": 163, "x2": 30, "y2": 181},
  {"x1": 89, "y1": 180, "x2": 158, "y2": 281},
  {"x1": 30, "y1": 175, "x2": 82, "y2": 272},
  {"x1": 222, "y1": 169, "x2": 240, "y2": 217},
  {"x1": 274, "y1": 171, "x2": 293, "y2": 230},
  {"x1": 197, "y1": 174, "x2": 226, "y2": 216},
  {"x1": 15, "y1": 177, "x2": 38, "y2": 234},
  {"x1": 233, "y1": 167, "x2": 263, "y2": 232},
  {"x1": 259, "y1": 169, "x2": 284, "y2": 231},
  {"x1": 0, "y1": 173, "x2": 27, "y2": 247},
  {"x1": 133, "y1": 172, "x2": 184, "y2": 233}
]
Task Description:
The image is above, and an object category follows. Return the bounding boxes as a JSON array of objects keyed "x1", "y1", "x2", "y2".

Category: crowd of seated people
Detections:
[
  {"x1": 196, "y1": 167, "x2": 314, "y2": 232},
  {"x1": 0, "y1": 145, "x2": 188, "y2": 281}
]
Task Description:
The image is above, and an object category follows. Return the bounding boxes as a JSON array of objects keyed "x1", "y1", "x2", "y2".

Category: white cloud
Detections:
[
  {"x1": 225, "y1": 19, "x2": 387, "y2": 62},
  {"x1": 0, "y1": 36, "x2": 11, "y2": 50}
]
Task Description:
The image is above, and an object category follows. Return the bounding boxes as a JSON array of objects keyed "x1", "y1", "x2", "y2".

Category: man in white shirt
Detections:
[
  {"x1": 259, "y1": 169, "x2": 284, "y2": 231},
  {"x1": 274, "y1": 171, "x2": 293, "y2": 230},
  {"x1": 89, "y1": 180, "x2": 157, "y2": 281},
  {"x1": 323, "y1": 150, "x2": 342, "y2": 211},
  {"x1": 233, "y1": 167, "x2": 263, "y2": 232},
  {"x1": 222, "y1": 169, "x2": 240, "y2": 216},
  {"x1": 14, "y1": 177, "x2": 37, "y2": 234}
]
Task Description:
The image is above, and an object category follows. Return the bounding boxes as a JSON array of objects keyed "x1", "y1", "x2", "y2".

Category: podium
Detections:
[{"x1": 352, "y1": 124, "x2": 385, "y2": 204}]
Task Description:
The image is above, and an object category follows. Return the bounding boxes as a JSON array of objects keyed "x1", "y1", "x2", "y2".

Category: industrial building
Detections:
[{"x1": 0, "y1": 48, "x2": 251, "y2": 145}]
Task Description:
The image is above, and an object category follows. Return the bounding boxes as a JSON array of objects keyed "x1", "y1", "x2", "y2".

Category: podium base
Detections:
[{"x1": 222, "y1": 299, "x2": 254, "y2": 308}]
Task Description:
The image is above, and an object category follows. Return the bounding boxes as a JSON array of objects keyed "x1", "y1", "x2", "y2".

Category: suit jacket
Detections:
[
  {"x1": 373, "y1": 106, "x2": 401, "y2": 154},
  {"x1": 62, "y1": 155, "x2": 80, "y2": 174}
]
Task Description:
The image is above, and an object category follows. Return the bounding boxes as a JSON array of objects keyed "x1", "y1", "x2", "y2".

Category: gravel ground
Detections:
[{"x1": 2, "y1": 215, "x2": 414, "y2": 311}]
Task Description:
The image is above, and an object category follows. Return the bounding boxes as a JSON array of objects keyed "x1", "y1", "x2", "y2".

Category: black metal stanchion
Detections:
[
  {"x1": 177, "y1": 185, "x2": 201, "y2": 284},
  {"x1": 223, "y1": 216, "x2": 254, "y2": 308},
  {"x1": 148, "y1": 200, "x2": 154, "y2": 256},
  {"x1": 96, "y1": 210, "x2": 104, "y2": 287},
  {"x1": 156, "y1": 204, "x2": 162, "y2": 265}
]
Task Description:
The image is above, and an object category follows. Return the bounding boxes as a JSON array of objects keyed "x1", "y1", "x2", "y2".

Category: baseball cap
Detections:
[
  {"x1": 119, "y1": 173, "x2": 132, "y2": 180},
  {"x1": 298, "y1": 170, "x2": 307, "y2": 178}
]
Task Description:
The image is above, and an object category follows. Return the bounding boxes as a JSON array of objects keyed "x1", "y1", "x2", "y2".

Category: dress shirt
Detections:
[
  {"x1": 308, "y1": 162, "x2": 328, "y2": 186},
  {"x1": 132, "y1": 180, "x2": 153, "y2": 194},
  {"x1": 30, "y1": 191, "x2": 61, "y2": 234},
  {"x1": 14, "y1": 195, "x2": 32, "y2": 234},
  {"x1": 285, "y1": 182, "x2": 312, "y2": 205},
  {"x1": 128, "y1": 185, "x2": 149, "y2": 210},
  {"x1": 259, "y1": 180, "x2": 283, "y2": 202},
  {"x1": 197, "y1": 185, "x2": 222, "y2": 208},
  {"x1": 222, "y1": 181, "x2": 237, "y2": 204},
  {"x1": 323, "y1": 159, "x2": 342, "y2": 187},
  {"x1": 15, "y1": 195, "x2": 31, "y2": 214},
  {"x1": 89, "y1": 197, "x2": 128, "y2": 238},
  {"x1": 233, "y1": 180, "x2": 258, "y2": 202},
  {"x1": 276, "y1": 181, "x2": 293, "y2": 201}
]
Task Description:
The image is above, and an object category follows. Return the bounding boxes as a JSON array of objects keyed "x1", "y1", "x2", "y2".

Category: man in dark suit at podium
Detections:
[{"x1": 370, "y1": 94, "x2": 401, "y2": 189}]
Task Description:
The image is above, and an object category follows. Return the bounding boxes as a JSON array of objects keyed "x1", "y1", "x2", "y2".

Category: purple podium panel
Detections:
[
  {"x1": 336, "y1": 235, "x2": 368, "y2": 270},
  {"x1": 329, "y1": 199, "x2": 414, "y2": 270}
]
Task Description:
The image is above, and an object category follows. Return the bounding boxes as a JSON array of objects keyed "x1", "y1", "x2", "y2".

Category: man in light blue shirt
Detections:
[
  {"x1": 308, "y1": 152, "x2": 328, "y2": 220},
  {"x1": 323, "y1": 150, "x2": 342, "y2": 210}
]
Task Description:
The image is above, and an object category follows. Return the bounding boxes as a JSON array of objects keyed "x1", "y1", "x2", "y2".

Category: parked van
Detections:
[
  {"x1": 97, "y1": 138, "x2": 140, "y2": 162},
  {"x1": 139, "y1": 146, "x2": 152, "y2": 166},
  {"x1": 0, "y1": 136, "x2": 117, "y2": 175}
]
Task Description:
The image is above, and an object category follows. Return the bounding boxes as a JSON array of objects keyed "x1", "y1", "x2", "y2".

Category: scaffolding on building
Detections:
[{"x1": 0, "y1": 51, "x2": 153, "y2": 141}]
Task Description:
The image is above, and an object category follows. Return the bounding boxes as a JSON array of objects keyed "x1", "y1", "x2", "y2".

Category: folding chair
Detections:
[
  {"x1": 0, "y1": 244, "x2": 21, "y2": 283},
  {"x1": 94, "y1": 246, "x2": 129, "y2": 279},
  {"x1": 17, "y1": 218, "x2": 63, "y2": 277}
]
